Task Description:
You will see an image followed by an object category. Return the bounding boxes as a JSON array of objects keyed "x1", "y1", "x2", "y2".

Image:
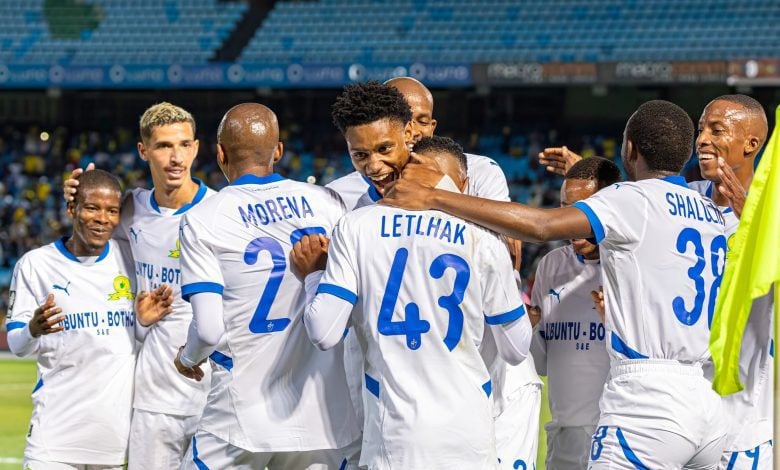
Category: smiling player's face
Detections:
[
  {"x1": 67, "y1": 187, "x2": 121, "y2": 256},
  {"x1": 696, "y1": 100, "x2": 750, "y2": 183},
  {"x1": 344, "y1": 118, "x2": 414, "y2": 196}
]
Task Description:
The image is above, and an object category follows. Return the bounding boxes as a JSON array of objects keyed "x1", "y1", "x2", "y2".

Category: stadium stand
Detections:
[
  {"x1": 0, "y1": 0, "x2": 246, "y2": 64},
  {"x1": 240, "y1": 0, "x2": 780, "y2": 64},
  {"x1": 1, "y1": 0, "x2": 778, "y2": 66}
]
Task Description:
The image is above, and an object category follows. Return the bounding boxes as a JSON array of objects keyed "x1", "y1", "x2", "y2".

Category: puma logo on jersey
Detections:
[
  {"x1": 129, "y1": 227, "x2": 142, "y2": 243},
  {"x1": 549, "y1": 287, "x2": 564, "y2": 303},
  {"x1": 613, "y1": 183, "x2": 621, "y2": 190},
  {"x1": 53, "y1": 281, "x2": 71, "y2": 296}
]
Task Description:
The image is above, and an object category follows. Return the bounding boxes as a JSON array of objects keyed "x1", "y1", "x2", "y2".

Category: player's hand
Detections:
[
  {"x1": 174, "y1": 346, "x2": 206, "y2": 381},
  {"x1": 135, "y1": 284, "x2": 174, "y2": 327},
  {"x1": 717, "y1": 157, "x2": 746, "y2": 219},
  {"x1": 506, "y1": 236, "x2": 523, "y2": 272},
  {"x1": 591, "y1": 286, "x2": 605, "y2": 325},
  {"x1": 290, "y1": 234, "x2": 330, "y2": 280},
  {"x1": 63, "y1": 162, "x2": 96, "y2": 202},
  {"x1": 381, "y1": 151, "x2": 442, "y2": 210},
  {"x1": 538, "y1": 146, "x2": 582, "y2": 176},
  {"x1": 29, "y1": 294, "x2": 64, "y2": 337},
  {"x1": 527, "y1": 305, "x2": 541, "y2": 327}
]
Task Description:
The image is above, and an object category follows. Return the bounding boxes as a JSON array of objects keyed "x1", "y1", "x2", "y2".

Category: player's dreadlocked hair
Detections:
[
  {"x1": 331, "y1": 81, "x2": 412, "y2": 134},
  {"x1": 711, "y1": 94, "x2": 768, "y2": 142},
  {"x1": 564, "y1": 156, "x2": 621, "y2": 190},
  {"x1": 625, "y1": 100, "x2": 694, "y2": 174},
  {"x1": 412, "y1": 136, "x2": 468, "y2": 174}
]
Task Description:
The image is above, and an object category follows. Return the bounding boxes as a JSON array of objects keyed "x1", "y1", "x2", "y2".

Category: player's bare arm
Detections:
[
  {"x1": 290, "y1": 234, "x2": 330, "y2": 280},
  {"x1": 716, "y1": 157, "x2": 747, "y2": 218},
  {"x1": 28, "y1": 293, "x2": 64, "y2": 337},
  {"x1": 537, "y1": 146, "x2": 583, "y2": 176},
  {"x1": 135, "y1": 284, "x2": 175, "y2": 327},
  {"x1": 383, "y1": 153, "x2": 593, "y2": 242}
]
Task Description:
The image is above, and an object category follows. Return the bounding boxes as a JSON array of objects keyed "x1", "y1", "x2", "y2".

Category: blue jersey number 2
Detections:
[
  {"x1": 378, "y1": 248, "x2": 470, "y2": 351},
  {"x1": 243, "y1": 227, "x2": 326, "y2": 334},
  {"x1": 673, "y1": 228, "x2": 727, "y2": 328}
]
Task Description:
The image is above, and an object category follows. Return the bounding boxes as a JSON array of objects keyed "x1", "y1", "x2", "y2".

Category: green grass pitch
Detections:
[{"x1": 0, "y1": 359, "x2": 552, "y2": 469}]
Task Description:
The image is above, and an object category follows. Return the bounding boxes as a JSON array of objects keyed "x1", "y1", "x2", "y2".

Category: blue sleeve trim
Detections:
[
  {"x1": 208, "y1": 351, "x2": 233, "y2": 371},
  {"x1": 365, "y1": 373, "x2": 380, "y2": 398},
  {"x1": 572, "y1": 201, "x2": 605, "y2": 244},
  {"x1": 485, "y1": 304, "x2": 526, "y2": 325},
  {"x1": 316, "y1": 283, "x2": 357, "y2": 305},
  {"x1": 481, "y1": 379, "x2": 492, "y2": 398},
  {"x1": 32, "y1": 378, "x2": 43, "y2": 394},
  {"x1": 181, "y1": 282, "x2": 224, "y2": 302},
  {"x1": 6, "y1": 321, "x2": 26, "y2": 331},
  {"x1": 610, "y1": 332, "x2": 648, "y2": 359}
]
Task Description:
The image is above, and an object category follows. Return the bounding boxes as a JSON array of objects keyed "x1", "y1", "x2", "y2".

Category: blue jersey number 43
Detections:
[{"x1": 377, "y1": 247, "x2": 470, "y2": 351}]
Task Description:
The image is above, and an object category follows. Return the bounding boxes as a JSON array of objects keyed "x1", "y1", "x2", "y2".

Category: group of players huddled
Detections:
[{"x1": 6, "y1": 77, "x2": 772, "y2": 470}]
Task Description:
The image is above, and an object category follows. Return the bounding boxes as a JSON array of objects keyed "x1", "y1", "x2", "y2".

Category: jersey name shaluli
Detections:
[
  {"x1": 665, "y1": 190, "x2": 726, "y2": 226},
  {"x1": 379, "y1": 213, "x2": 467, "y2": 245},
  {"x1": 238, "y1": 195, "x2": 315, "y2": 228}
]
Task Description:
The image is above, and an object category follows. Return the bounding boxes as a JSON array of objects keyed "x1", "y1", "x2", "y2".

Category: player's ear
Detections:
[
  {"x1": 272, "y1": 142, "x2": 284, "y2": 164},
  {"x1": 458, "y1": 175, "x2": 469, "y2": 194},
  {"x1": 430, "y1": 118, "x2": 438, "y2": 135},
  {"x1": 744, "y1": 134, "x2": 760, "y2": 157},
  {"x1": 403, "y1": 121, "x2": 414, "y2": 145},
  {"x1": 192, "y1": 139, "x2": 200, "y2": 159},
  {"x1": 66, "y1": 200, "x2": 76, "y2": 219},
  {"x1": 137, "y1": 141, "x2": 148, "y2": 162},
  {"x1": 216, "y1": 143, "x2": 227, "y2": 166}
]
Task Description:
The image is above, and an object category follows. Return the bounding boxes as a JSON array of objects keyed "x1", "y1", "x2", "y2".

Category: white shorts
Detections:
[
  {"x1": 546, "y1": 425, "x2": 595, "y2": 470},
  {"x1": 495, "y1": 383, "x2": 541, "y2": 470},
  {"x1": 589, "y1": 360, "x2": 727, "y2": 469},
  {"x1": 23, "y1": 461, "x2": 124, "y2": 470},
  {"x1": 181, "y1": 429, "x2": 360, "y2": 470},
  {"x1": 128, "y1": 409, "x2": 199, "y2": 470},
  {"x1": 720, "y1": 441, "x2": 773, "y2": 470}
]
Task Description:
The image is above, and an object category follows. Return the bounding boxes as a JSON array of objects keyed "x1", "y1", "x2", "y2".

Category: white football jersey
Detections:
[
  {"x1": 572, "y1": 176, "x2": 727, "y2": 364},
  {"x1": 179, "y1": 173, "x2": 360, "y2": 452},
  {"x1": 119, "y1": 181, "x2": 214, "y2": 416},
  {"x1": 530, "y1": 245, "x2": 609, "y2": 428},
  {"x1": 7, "y1": 239, "x2": 136, "y2": 465},
  {"x1": 325, "y1": 170, "x2": 369, "y2": 212},
  {"x1": 319, "y1": 204, "x2": 527, "y2": 469},
  {"x1": 689, "y1": 180, "x2": 773, "y2": 450}
]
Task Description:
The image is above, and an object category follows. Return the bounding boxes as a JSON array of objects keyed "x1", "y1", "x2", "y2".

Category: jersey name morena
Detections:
[
  {"x1": 238, "y1": 195, "x2": 315, "y2": 229},
  {"x1": 379, "y1": 213, "x2": 467, "y2": 245},
  {"x1": 665, "y1": 191, "x2": 725, "y2": 226}
]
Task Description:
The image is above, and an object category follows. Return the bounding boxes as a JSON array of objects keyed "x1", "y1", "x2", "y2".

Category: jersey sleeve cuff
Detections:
[
  {"x1": 316, "y1": 283, "x2": 358, "y2": 305},
  {"x1": 572, "y1": 201, "x2": 605, "y2": 244},
  {"x1": 181, "y1": 282, "x2": 224, "y2": 302},
  {"x1": 485, "y1": 304, "x2": 527, "y2": 325}
]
